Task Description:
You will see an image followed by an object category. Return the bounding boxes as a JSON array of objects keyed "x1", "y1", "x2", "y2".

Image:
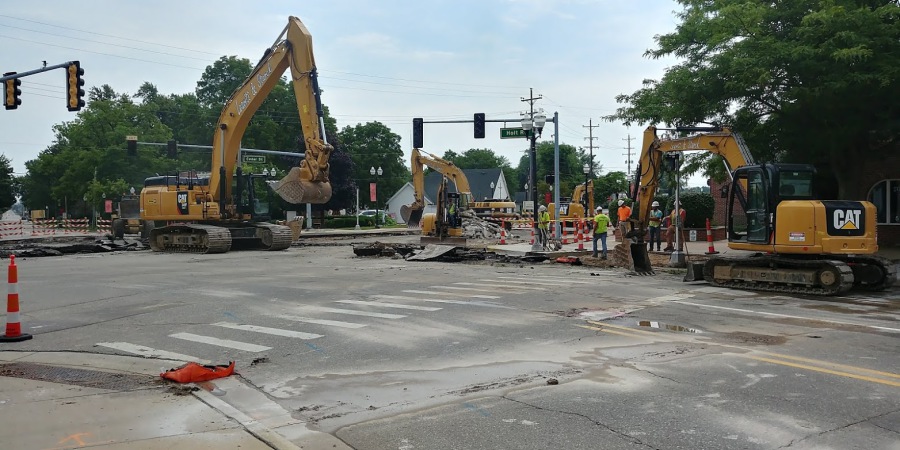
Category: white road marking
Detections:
[
  {"x1": 689, "y1": 286, "x2": 757, "y2": 297},
  {"x1": 436, "y1": 285, "x2": 528, "y2": 294},
  {"x1": 403, "y1": 289, "x2": 499, "y2": 299},
  {"x1": 212, "y1": 322, "x2": 323, "y2": 339},
  {"x1": 501, "y1": 275, "x2": 594, "y2": 284},
  {"x1": 371, "y1": 294, "x2": 494, "y2": 306},
  {"x1": 170, "y1": 332, "x2": 272, "y2": 352},
  {"x1": 673, "y1": 301, "x2": 900, "y2": 333},
  {"x1": 492, "y1": 276, "x2": 591, "y2": 285},
  {"x1": 465, "y1": 282, "x2": 547, "y2": 290},
  {"x1": 336, "y1": 300, "x2": 442, "y2": 311},
  {"x1": 273, "y1": 315, "x2": 367, "y2": 329},
  {"x1": 309, "y1": 307, "x2": 406, "y2": 319},
  {"x1": 97, "y1": 342, "x2": 209, "y2": 364}
]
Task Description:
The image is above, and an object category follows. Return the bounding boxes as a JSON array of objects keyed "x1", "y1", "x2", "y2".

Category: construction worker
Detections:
[
  {"x1": 648, "y1": 201, "x2": 663, "y2": 251},
  {"x1": 448, "y1": 200, "x2": 458, "y2": 228},
  {"x1": 592, "y1": 206, "x2": 610, "y2": 259},
  {"x1": 538, "y1": 205, "x2": 550, "y2": 250},
  {"x1": 664, "y1": 201, "x2": 686, "y2": 252},
  {"x1": 616, "y1": 199, "x2": 632, "y2": 241}
]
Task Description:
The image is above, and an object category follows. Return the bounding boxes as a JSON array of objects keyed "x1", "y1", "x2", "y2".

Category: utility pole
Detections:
[
  {"x1": 521, "y1": 88, "x2": 542, "y2": 252},
  {"x1": 583, "y1": 119, "x2": 598, "y2": 177},
  {"x1": 622, "y1": 134, "x2": 634, "y2": 182}
]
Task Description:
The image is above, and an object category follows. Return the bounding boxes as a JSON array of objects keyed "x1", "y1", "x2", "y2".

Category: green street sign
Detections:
[
  {"x1": 500, "y1": 127, "x2": 532, "y2": 139},
  {"x1": 242, "y1": 154, "x2": 266, "y2": 163}
]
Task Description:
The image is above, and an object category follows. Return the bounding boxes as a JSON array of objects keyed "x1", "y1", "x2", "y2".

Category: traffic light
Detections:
[
  {"x1": 167, "y1": 140, "x2": 177, "y2": 158},
  {"x1": 126, "y1": 136, "x2": 137, "y2": 157},
  {"x1": 473, "y1": 113, "x2": 485, "y2": 139},
  {"x1": 3, "y1": 72, "x2": 21, "y2": 110},
  {"x1": 412, "y1": 118, "x2": 423, "y2": 148},
  {"x1": 545, "y1": 174, "x2": 555, "y2": 184},
  {"x1": 65, "y1": 61, "x2": 85, "y2": 112}
]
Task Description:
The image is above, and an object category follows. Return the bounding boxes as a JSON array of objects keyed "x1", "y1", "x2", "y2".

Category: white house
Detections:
[
  {"x1": 385, "y1": 168, "x2": 511, "y2": 224},
  {"x1": 384, "y1": 182, "x2": 435, "y2": 224}
]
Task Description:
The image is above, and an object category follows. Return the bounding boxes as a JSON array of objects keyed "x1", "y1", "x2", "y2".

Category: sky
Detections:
[{"x1": 0, "y1": 0, "x2": 704, "y2": 187}]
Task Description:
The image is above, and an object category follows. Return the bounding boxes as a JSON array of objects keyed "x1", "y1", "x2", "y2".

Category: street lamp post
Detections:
[
  {"x1": 370, "y1": 166, "x2": 383, "y2": 228},
  {"x1": 583, "y1": 163, "x2": 590, "y2": 210},
  {"x1": 521, "y1": 109, "x2": 547, "y2": 252}
]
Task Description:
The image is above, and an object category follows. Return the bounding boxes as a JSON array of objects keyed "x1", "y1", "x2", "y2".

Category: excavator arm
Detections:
[
  {"x1": 632, "y1": 126, "x2": 754, "y2": 238},
  {"x1": 210, "y1": 16, "x2": 332, "y2": 216}
]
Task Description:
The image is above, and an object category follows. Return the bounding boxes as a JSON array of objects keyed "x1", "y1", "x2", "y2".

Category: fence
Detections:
[{"x1": 0, "y1": 219, "x2": 114, "y2": 239}]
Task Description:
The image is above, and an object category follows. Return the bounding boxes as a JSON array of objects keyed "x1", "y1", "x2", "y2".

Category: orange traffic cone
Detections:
[
  {"x1": 530, "y1": 220, "x2": 535, "y2": 245},
  {"x1": 1, "y1": 255, "x2": 32, "y2": 342},
  {"x1": 499, "y1": 220, "x2": 507, "y2": 245},
  {"x1": 561, "y1": 223, "x2": 569, "y2": 245}
]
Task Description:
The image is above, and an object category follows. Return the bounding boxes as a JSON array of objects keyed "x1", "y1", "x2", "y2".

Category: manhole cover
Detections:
[{"x1": 0, "y1": 362, "x2": 160, "y2": 391}]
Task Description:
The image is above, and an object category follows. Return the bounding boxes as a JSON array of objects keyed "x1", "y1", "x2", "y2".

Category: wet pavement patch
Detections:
[
  {"x1": 637, "y1": 320, "x2": 702, "y2": 333},
  {"x1": 718, "y1": 332, "x2": 787, "y2": 346},
  {"x1": 0, "y1": 362, "x2": 160, "y2": 391}
]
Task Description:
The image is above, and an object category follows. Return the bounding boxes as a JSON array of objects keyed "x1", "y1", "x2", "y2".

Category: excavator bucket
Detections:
[
  {"x1": 629, "y1": 243, "x2": 654, "y2": 274},
  {"x1": 269, "y1": 167, "x2": 332, "y2": 204},
  {"x1": 400, "y1": 204, "x2": 423, "y2": 228}
]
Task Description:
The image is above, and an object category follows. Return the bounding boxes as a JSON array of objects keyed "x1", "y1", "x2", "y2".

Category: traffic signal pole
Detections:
[{"x1": 1, "y1": 61, "x2": 85, "y2": 111}]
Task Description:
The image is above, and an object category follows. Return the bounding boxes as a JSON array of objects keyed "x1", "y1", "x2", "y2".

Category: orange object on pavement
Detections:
[
  {"x1": 1, "y1": 255, "x2": 32, "y2": 343},
  {"x1": 161, "y1": 361, "x2": 235, "y2": 383}
]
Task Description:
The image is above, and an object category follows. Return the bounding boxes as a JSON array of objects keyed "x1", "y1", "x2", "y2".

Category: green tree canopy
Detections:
[
  {"x1": 338, "y1": 121, "x2": 409, "y2": 209},
  {"x1": 606, "y1": 0, "x2": 900, "y2": 199},
  {"x1": 440, "y1": 148, "x2": 516, "y2": 192}
]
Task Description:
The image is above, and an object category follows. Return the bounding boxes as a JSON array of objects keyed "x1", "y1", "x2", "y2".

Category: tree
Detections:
[
  {"x1": 513, "y1": 142, "x2": 587, "y2": 203},
  {"x1": 0, "y1": 155, "x2": 17, "y2": 211},
  {"x1": 440, "y1": 148, "x2": 516, "y2": 193},
  {"x1": 605, "y1": 0, "x2": 900, "y2": 200},
  {"x1": 594, "y1": 171, "x2": 628, "y2": 207},
  {"x1": 338, "y1": 122, "x2": 409, "y2": 208}
]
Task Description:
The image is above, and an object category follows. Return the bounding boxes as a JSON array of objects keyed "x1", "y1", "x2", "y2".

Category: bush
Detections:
[{"x1": 678, "y1": 192, "x2": 714, "y2": 228}]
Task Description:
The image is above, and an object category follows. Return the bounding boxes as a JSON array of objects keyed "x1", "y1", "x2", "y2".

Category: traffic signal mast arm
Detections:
[
  {"x1": 1, "y1": 61, "x2": 84, "y2": 111},
  {"x1": 211, "y1": 16, "x2": 333, "y2": 208},
  {"x1": 631, "y1": 126, "x2": 755, "y2": 238}
]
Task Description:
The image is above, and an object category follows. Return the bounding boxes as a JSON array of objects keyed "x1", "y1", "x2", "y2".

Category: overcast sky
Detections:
[{"x1": 0, "y1": 0, "x2": 698, "y2": 186}]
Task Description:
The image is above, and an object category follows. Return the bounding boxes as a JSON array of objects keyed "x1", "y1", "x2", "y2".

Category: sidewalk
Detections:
[{"x1": 0, "y1": 351, "x2": 351, "y2": 450}]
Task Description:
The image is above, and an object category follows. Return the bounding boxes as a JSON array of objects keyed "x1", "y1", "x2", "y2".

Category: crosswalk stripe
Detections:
[
  {"x1": 371, "y1": 294, "x2": 490, "y2": 306},
  {"x1": 309, "y1": 307, "x2": 407, "y2": 319},
  {"x1": 436, "y1": 286, "x2": 528, "y2": 294},
  {"x1": 495, "y1": 275, "x2": 592, "y2": 284},
  {"x1": 212, "y1": 322, "x2": 323, "y2": 339},
  {"x1": 403, "y1": 289, "x2": 499, "y2": 299},
  {"x1": 96, "y1": 342, "x2": 209, "y2": 364},
  {"x1": 273, "y1": 315, "x2": 367, "y2": 329},
  {"x1": 453, "y1": 280, "x2": 546, "y2": 291},
  {"x1": 336, "y1": 300, "x2": 442, "y2": 311},
  {"x1": 170, "y1": 332, "x2": 272, "y2": 352},
  {"x1": 484, "y1": 278, "x2": 572, "y2": 286}
]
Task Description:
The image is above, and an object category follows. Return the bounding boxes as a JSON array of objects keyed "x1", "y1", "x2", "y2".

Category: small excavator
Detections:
[
  {"x1": 548, "y1": 180, "x2": 594, "y2": 226},
  {"x1": 624, "y1": 126, "x2": 895, "y2": 296},
  {"x1": 140, "y1": 16, "x2": 333, "y2": 253},
  {"x1": 400, "y1": 148, "x2": 517, "y2": 229}
]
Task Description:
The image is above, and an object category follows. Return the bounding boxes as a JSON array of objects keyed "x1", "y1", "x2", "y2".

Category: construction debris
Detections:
[
  {"x1": 459, "y1": 210, "x2": 503, "y2": 240},
  {"x1": 352, "y1": 241, "x2": 419, "y2": 258},
  {"x1": 0, "y1": 236, "x2": 147, "y2": 258}
]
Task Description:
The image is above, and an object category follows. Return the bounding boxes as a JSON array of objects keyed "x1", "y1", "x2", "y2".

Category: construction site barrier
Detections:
[
  {"x1": 32, "y1": 219, "x2": 58, "y2": 236},
  {"x1": 0, "y1": 220, "x2": 24, "y2": 239},
  {"x1": 1, "y1": 255, "x2": 32, "y2": 342},
  {"x1": 63, "y1": 218, "x2": 90, "y2": 234},
  {"x1": 97, "y1": 219, "x2": 112, "y2": 233},
  {"x1": 498, "y1": 220, "x2": 507, "y2": 245}
]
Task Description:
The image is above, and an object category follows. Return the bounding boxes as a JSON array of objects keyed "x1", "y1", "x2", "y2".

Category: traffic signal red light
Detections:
[
  {"x1": 66, "y1": 61, "x2": 85, "y2": 112},
  {"x1": 3, "y1": 72, "x2": 22, "y2": 110},
  {"x1": 474, "y1": 113, "x2": 485, "y2": 139}
]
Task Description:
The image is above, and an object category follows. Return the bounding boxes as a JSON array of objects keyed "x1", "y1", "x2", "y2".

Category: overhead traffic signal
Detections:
[
  {"x1": 473, "y1": 113, "x2": 485, "y2": 139},
  {"x1": 126, "y1": 135, "x2": 137, "y2": 157},
  {"x1": 3, "y1": 72, "x2": 22, "y2": 110},
  {"x1": 412, "y1": 118, "x2": 423, "y2": 148},
  {"x1": 167, "y1": 140, "x2": 177, "y2": 158},
  {"x1": 65, "y1": 61, "x2": 85, "y2": 112}
]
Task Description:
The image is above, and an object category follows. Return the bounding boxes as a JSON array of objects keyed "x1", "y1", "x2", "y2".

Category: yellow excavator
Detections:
[
  {"x1": 400, "y1": 148, "x2": 517, "y2": 229},
  {"x1": 626, "y1": 126, "x2": 895, "y2": 295},
  {"x1": 140, "y1": 16, "x2": 332, "y2": 253},
  {"x1": 548, "y1": 180, "x2": 594, "y2": 225}
]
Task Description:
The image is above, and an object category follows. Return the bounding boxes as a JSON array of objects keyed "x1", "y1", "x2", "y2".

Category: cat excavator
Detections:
[
  {"x1": 140, "y1": 16, "x2": 333, "y2": 253},
  {"x1": 625, "y1": 126, "x2": 895, "y2": 296},
  {"x1": 400, "y1": 148, "x2": 517, "y2": 229},
  {"x1": 548, "y1": 180, "x2": 594, "y2": 225}
]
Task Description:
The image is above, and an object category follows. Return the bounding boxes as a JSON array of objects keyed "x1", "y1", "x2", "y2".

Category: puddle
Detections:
[{"x1": 637, "y1": 320, "x2": 702, "y2": 333}]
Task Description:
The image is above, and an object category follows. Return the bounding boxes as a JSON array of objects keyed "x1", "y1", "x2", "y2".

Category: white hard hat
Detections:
[
  {"x1": 539, "y1": 205, "x2": 547, "y2": 211},
  {"x1": 595, "y1": 206, "x2": 603, "y2": 212},
  {"x1": 617, "y1": 199, "x2": 624, "y2": 206},
  {"x1": 651, "y1": 201, "x2": 660, "y2": 207}
]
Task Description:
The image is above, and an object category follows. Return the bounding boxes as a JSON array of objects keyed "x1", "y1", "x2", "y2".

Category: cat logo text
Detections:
[{"x1": 833, "y1": 209, "x2": 861, "y2": 230}]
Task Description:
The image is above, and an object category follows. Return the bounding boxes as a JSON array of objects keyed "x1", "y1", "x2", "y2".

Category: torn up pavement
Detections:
[{"x1": 0, "y1": 236, "x2": 148, "y2": 258}]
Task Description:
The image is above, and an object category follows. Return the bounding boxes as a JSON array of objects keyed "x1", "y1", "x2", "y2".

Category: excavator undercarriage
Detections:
[{"x1": 148, "y1": 222, "x2": 293, "y2": 254}]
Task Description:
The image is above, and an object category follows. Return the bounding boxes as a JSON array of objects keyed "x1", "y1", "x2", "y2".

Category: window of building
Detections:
[{"x1": 868, "y1": 180, "x2": 900, "y2": 225}]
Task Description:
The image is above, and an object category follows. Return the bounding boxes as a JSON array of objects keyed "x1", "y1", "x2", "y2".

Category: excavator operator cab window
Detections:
[
  {"x1": 775, "y1": 170, "x2": 814, "y2": 200},
  {"x1": 729, "y1": 167, "x2": 771, "y2": 244}
]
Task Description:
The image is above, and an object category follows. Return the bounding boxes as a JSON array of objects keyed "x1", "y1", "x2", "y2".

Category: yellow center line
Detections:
[
  {"x1": 578, "y1": 325, "x2": 651, "y2": 338},
  {"x1": 756, "y1": 351, "x2": 900, "y2": 380},
  {"x1": 746, "y1": 355, "x2": 900, "y2": 388}
]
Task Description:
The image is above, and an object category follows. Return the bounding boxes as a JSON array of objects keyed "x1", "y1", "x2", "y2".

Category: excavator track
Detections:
[
  {"x1": 703, "y1": 255, "x2": 855, "y2": 296},
  {"x1": 253, "y1": 222, "x2": 293, "y2": 251},
  {"x1": 837, "y1": 255, "x2": 897, "y2": 291},
  {"x1": 149, "y1": 224, "x2": 232, "y2": 254}
]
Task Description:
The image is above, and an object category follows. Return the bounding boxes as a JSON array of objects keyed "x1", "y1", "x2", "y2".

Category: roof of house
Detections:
[{"x1": 423, "y1": 168, "x2": 506, "y2": 202}]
